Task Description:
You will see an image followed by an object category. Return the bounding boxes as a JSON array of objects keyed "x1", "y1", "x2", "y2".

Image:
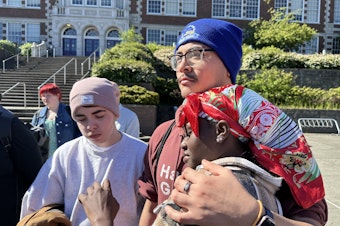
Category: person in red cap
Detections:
[
  {"x1": 20, "y1": 77, "x2": 147, "y2": 226},
  {"x1": 138, "y1": 18, "x2": 327, "y2": 226}
]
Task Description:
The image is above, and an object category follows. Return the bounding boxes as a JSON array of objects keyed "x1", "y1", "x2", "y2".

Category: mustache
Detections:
[{"x1": 177, "y1": 73, "x2": 196, "y2": 82}]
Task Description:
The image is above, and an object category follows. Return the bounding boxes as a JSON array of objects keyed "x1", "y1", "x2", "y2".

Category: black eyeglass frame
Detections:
[{"x1": 169, "y1": 48, "x2": 213, "y2": 71}]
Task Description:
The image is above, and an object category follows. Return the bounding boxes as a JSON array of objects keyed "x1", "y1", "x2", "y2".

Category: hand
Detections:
[
  {"x1": 78, "y1": 179, "x2": 119, "y2": 226},
  {"x1": 164, "y1": 159, "x2": 259, "y2": 226}
]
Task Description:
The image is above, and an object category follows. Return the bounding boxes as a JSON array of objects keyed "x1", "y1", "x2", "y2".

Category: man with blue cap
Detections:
[{"x1": 138, "y1": 18, "x2": 327, "y2": 226}]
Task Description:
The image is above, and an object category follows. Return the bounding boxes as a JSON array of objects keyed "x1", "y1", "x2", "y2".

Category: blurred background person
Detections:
[
  {"x1": 31, "y1": 83, "x2": 80, "y2": 159},
  {"x1": 112, "y1": 82, "x2": 140, "y2": 138}
]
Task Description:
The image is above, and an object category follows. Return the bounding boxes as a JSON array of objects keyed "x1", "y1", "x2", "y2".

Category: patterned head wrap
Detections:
[{"x1": 176, "y1": 85, "x2": 325, "y2": 208}]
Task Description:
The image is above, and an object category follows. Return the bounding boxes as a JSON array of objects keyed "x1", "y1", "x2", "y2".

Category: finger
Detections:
[
  {"x1": 102, "y1": 179, "x2": 111, "y2": 191},
  {"x1": 173, "y1": 175, "x2": 190, "y2": 193},
  {"x1": 92, "y1": 181, "x2": 101, "y2": 190},
  {"x1": 164, "y1": 205, "x2": 193, "y2": 225},
  {"x1": 78, "y1": 193, "x2": 86, "y2": 204}
]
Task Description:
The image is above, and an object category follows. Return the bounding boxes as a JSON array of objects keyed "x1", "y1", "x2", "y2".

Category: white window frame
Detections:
[
  {"x1": 147, "y1": 0, "x2": 162, "y2": 15},
  {"x1": 212, "y1": 0, "x2": 259, "y2": 20},
  {"x1": 165, "y1": 0, "x2": 179, "y2": 15}
]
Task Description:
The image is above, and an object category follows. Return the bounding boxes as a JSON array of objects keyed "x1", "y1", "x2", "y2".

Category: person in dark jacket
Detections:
[{"x1": 0, "y1": 105, "x2": 43, "y2": 226}]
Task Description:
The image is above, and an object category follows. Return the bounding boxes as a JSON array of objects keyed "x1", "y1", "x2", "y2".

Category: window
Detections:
[
  {"x1": 148, "y1": 0, "x2": 161, "y2": 14},
  {"x1": 212, "y1": 0, "x2": 258, "y2": 19},
  {"x1": 107, "y1": 29, "x2": 121, "y2": 48},
  {"x1": 72, "y1": 0, "x2": 83, "y2": 5},
  {"x1": 274, "y1": 0, "x2": 287, "y2": 10},
  {"x1": 165, "y1": 0, "x2": 179, "y2": 15},
  {"x1": 116, "y1": 0, "x2": 124, "y2": 8},
  {"x1": 7, "y1": 0, "x2": 21, "y2": 7},
  {"x1": 147, "y1": 28, "x2": 179, "y2": 46},
  {"x1": 101, "y1": 0, "x2": 111, "y2": 6},
  {"x1": 8, "y1": 23, "x2": 21, "y2": 45},
  {"x1": 86, "y1": 0, "x2": 97, "y2": 6},
  {"x1": 164, "y1": 30, "x2": 178, "y2": 46},
  {"x1": 0, "y1": 23, "x2": 2, "y2": 40},
  {"x1": 333, "y1": 37, "x2": 340, "y2": 54},
  {"x1": 290, "y1": 0, "x2": 303, "y2": 21},
  {"x1": 245, "y1": 0, "x2": 258, "y2": 19},
  {"x1": 86, "y1": 29, "x2": 99, "y2": 36},
  {"x1": 212, "y1": 0, "x2": 226, "y2": 17},
  {"x1": 306, "y1": 0, "x2": 319, "y2": 23},
  {"x1": 26, "y1": 24, "x2": 40, "y2": 43},
  {"x1": 27, "y1": 0, "x2": 40, "y2": 7},
  {"x1": 298, "y1": 36, "x2": 318, "y2": 54},
  {"x1": 182, "y1": 0, "x2": 195, "y2": 16},
  {"x1": 335, "y1": 0, "x2": 340, "y2": 24},
  {"x1": 148, "y1": 0, "x2": 196, "y2": 16},
  {"x1": 64, "y1": 28, "x2": 77, "y2": 36},
  {"x1": 147, "y1": 29, "x2": 161, "y2": 44}
]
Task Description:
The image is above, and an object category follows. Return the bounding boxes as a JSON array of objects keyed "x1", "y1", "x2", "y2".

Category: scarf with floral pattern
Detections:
[{"x1": 176, "y1": 84, "x2": 325, "y2": 208}]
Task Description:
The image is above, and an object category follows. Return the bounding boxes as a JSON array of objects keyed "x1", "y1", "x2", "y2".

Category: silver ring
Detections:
[{"x1": 183, "y1": 181, "x2": 192, "y2": 193}]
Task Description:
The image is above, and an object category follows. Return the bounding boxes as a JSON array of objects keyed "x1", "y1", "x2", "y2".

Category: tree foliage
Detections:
[
  {"x1": 119, "y1": 27, "x2": 143, "y2": 43},
  {"x1": 244, "y1": 10, "x2": 316, "y2": 51}
]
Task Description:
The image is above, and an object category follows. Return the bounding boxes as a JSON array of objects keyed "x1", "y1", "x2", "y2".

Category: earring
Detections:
[{"x1": 216, "y1": 136, "x2": 223, "y2": 143}]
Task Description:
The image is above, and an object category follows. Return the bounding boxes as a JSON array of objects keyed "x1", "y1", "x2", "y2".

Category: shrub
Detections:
[
  {"x1": 238, "y1": 68, "x2": 296, "y2": 105},
  {"x1": 0, "y1": 40, "x2": 17, "y2": 56},
  {"x1": 119, "y1": 85, "x2": 159, "y2": 105},
  {"x1": 99, "y1": 42, "x2": 154, "y2": 64},
  {"x1": 19, "y1": 43, "x2": 33, "y2": 56},
  {"x1": 152, "y1": 77, "x2": 182, "y2": 105},
  {"x1": 92, "y1": 58, "x2": 157, "y2": 83}
]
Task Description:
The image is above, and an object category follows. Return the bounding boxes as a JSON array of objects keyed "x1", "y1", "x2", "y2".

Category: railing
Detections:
[
  {"x1": 37, "y1": 58, "x2": 77, "y2": 107},
  {"x1": 2, "y1": 54, "x2": 20, "y2": 73},
  {"x1": 1, "y1": 82, "x2": 27, "y2": 107},
  {"x1": 31, "y1": 41, "x2": 47, "y2": 57},
  {"x1": 81, "y1": 47, "x2": 100, "y2": 77},
  {"x1": 298, "y1": 118, "x2": 340, "y2": 134}
]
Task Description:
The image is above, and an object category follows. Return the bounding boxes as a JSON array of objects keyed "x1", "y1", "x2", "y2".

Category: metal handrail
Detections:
[
  {"x1": 2, "y1": 54, "x2": 20, "y2": 73},
  {"x1": 1, "y1": 82, "x2": 27, "y2": 107},
  {"x1": 81, "y1": 47, "x2": 100, "y2": 76},
  {"x1": 37, "y1": 57, "x2": 77, "y2": 107}
]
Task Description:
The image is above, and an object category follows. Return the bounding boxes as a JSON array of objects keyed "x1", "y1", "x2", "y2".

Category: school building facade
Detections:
[{"x1": 1, "y1": 0, "x2": 340, "y2": 56}]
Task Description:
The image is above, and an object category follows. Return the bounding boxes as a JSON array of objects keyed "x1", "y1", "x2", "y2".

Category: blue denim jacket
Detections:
[{"x1": 31, "y1": 103, "x2": 81, "y2": 148}]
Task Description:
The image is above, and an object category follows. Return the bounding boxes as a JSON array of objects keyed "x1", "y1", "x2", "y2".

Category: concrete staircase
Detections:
[{"x1": 0, "y1": 56, "x2": 88, "y2": 122}]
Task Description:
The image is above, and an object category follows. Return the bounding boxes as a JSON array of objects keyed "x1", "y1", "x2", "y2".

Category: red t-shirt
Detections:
[{"x1": 138, "y1": 120, "x2": 328, "y2": 225}]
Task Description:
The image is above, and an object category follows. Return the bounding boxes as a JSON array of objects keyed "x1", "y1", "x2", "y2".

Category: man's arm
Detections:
[{"x1": 139, "y1": 199, "x2": 157, "y2": 226}]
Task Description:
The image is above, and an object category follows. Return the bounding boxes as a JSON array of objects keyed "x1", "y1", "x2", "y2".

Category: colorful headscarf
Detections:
[{"x1": 176, "y1": 85, "x2": 325, "y2": 208}]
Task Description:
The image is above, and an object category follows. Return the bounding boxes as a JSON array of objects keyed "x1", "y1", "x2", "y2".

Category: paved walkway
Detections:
[{"x1": 304, "y1": 133, "x2": 340, "y2": 226}]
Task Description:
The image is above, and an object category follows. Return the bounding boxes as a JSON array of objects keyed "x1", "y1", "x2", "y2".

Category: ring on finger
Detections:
[{"x1": 183, "y1": 181, "x2": 192, "y2": 193}]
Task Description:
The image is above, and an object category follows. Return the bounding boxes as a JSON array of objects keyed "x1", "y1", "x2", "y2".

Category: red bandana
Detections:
[{"x1": 176, "y1": 85, "x2": 325, "y2": 208}]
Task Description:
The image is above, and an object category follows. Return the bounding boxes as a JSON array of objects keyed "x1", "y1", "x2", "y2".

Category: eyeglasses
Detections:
[{"x1": 169, "y1": 48, "x2": 213, "y2": 71}]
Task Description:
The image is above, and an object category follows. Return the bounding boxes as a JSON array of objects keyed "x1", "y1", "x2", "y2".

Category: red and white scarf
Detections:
[{"x1": 176, "y1": 85, "x2": 325, "y2": 208}]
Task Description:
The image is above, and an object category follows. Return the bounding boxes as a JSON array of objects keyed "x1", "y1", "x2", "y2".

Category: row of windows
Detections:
[
  {"x1": 71, "y1": 0, "x2": 124, "y2": 8},
  {"x1": 145, "y1": 0, "x2": 340, "y2": 23},
  {"x1": 146, "y1": 28, "x2": 340, "y2": 54},
  {"x1": 147, "y1": 0, "x2": 196, "y2": 16},
  {"x1": 0, "y1": 22, "x2": 40, "y2": 44},
  {"x1": 0, "y1": 0, "x2": 40, "y2": 8}
]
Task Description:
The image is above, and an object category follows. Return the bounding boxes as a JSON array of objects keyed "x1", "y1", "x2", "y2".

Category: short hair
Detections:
[{"x1": 39, "y1": 83, "x2": 62, "y2": 101}]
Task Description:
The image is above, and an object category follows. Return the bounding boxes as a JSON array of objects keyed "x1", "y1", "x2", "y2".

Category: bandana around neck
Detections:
[{"x1": 175, "y1": 84, "x2": 325, "y2": 208}]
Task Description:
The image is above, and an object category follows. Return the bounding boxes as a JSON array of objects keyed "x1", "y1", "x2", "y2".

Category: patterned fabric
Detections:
[{"x1": 176, "y1": 84, "x2": 325, "y2": 208}]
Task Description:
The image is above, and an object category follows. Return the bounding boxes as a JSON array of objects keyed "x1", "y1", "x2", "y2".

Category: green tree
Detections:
[
  {"x1": 119, "y1": 27, "x2": 143, "y2": 43},
  {"x1": 245, "y1": 10, "x2": 316, "y2": 51}
]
